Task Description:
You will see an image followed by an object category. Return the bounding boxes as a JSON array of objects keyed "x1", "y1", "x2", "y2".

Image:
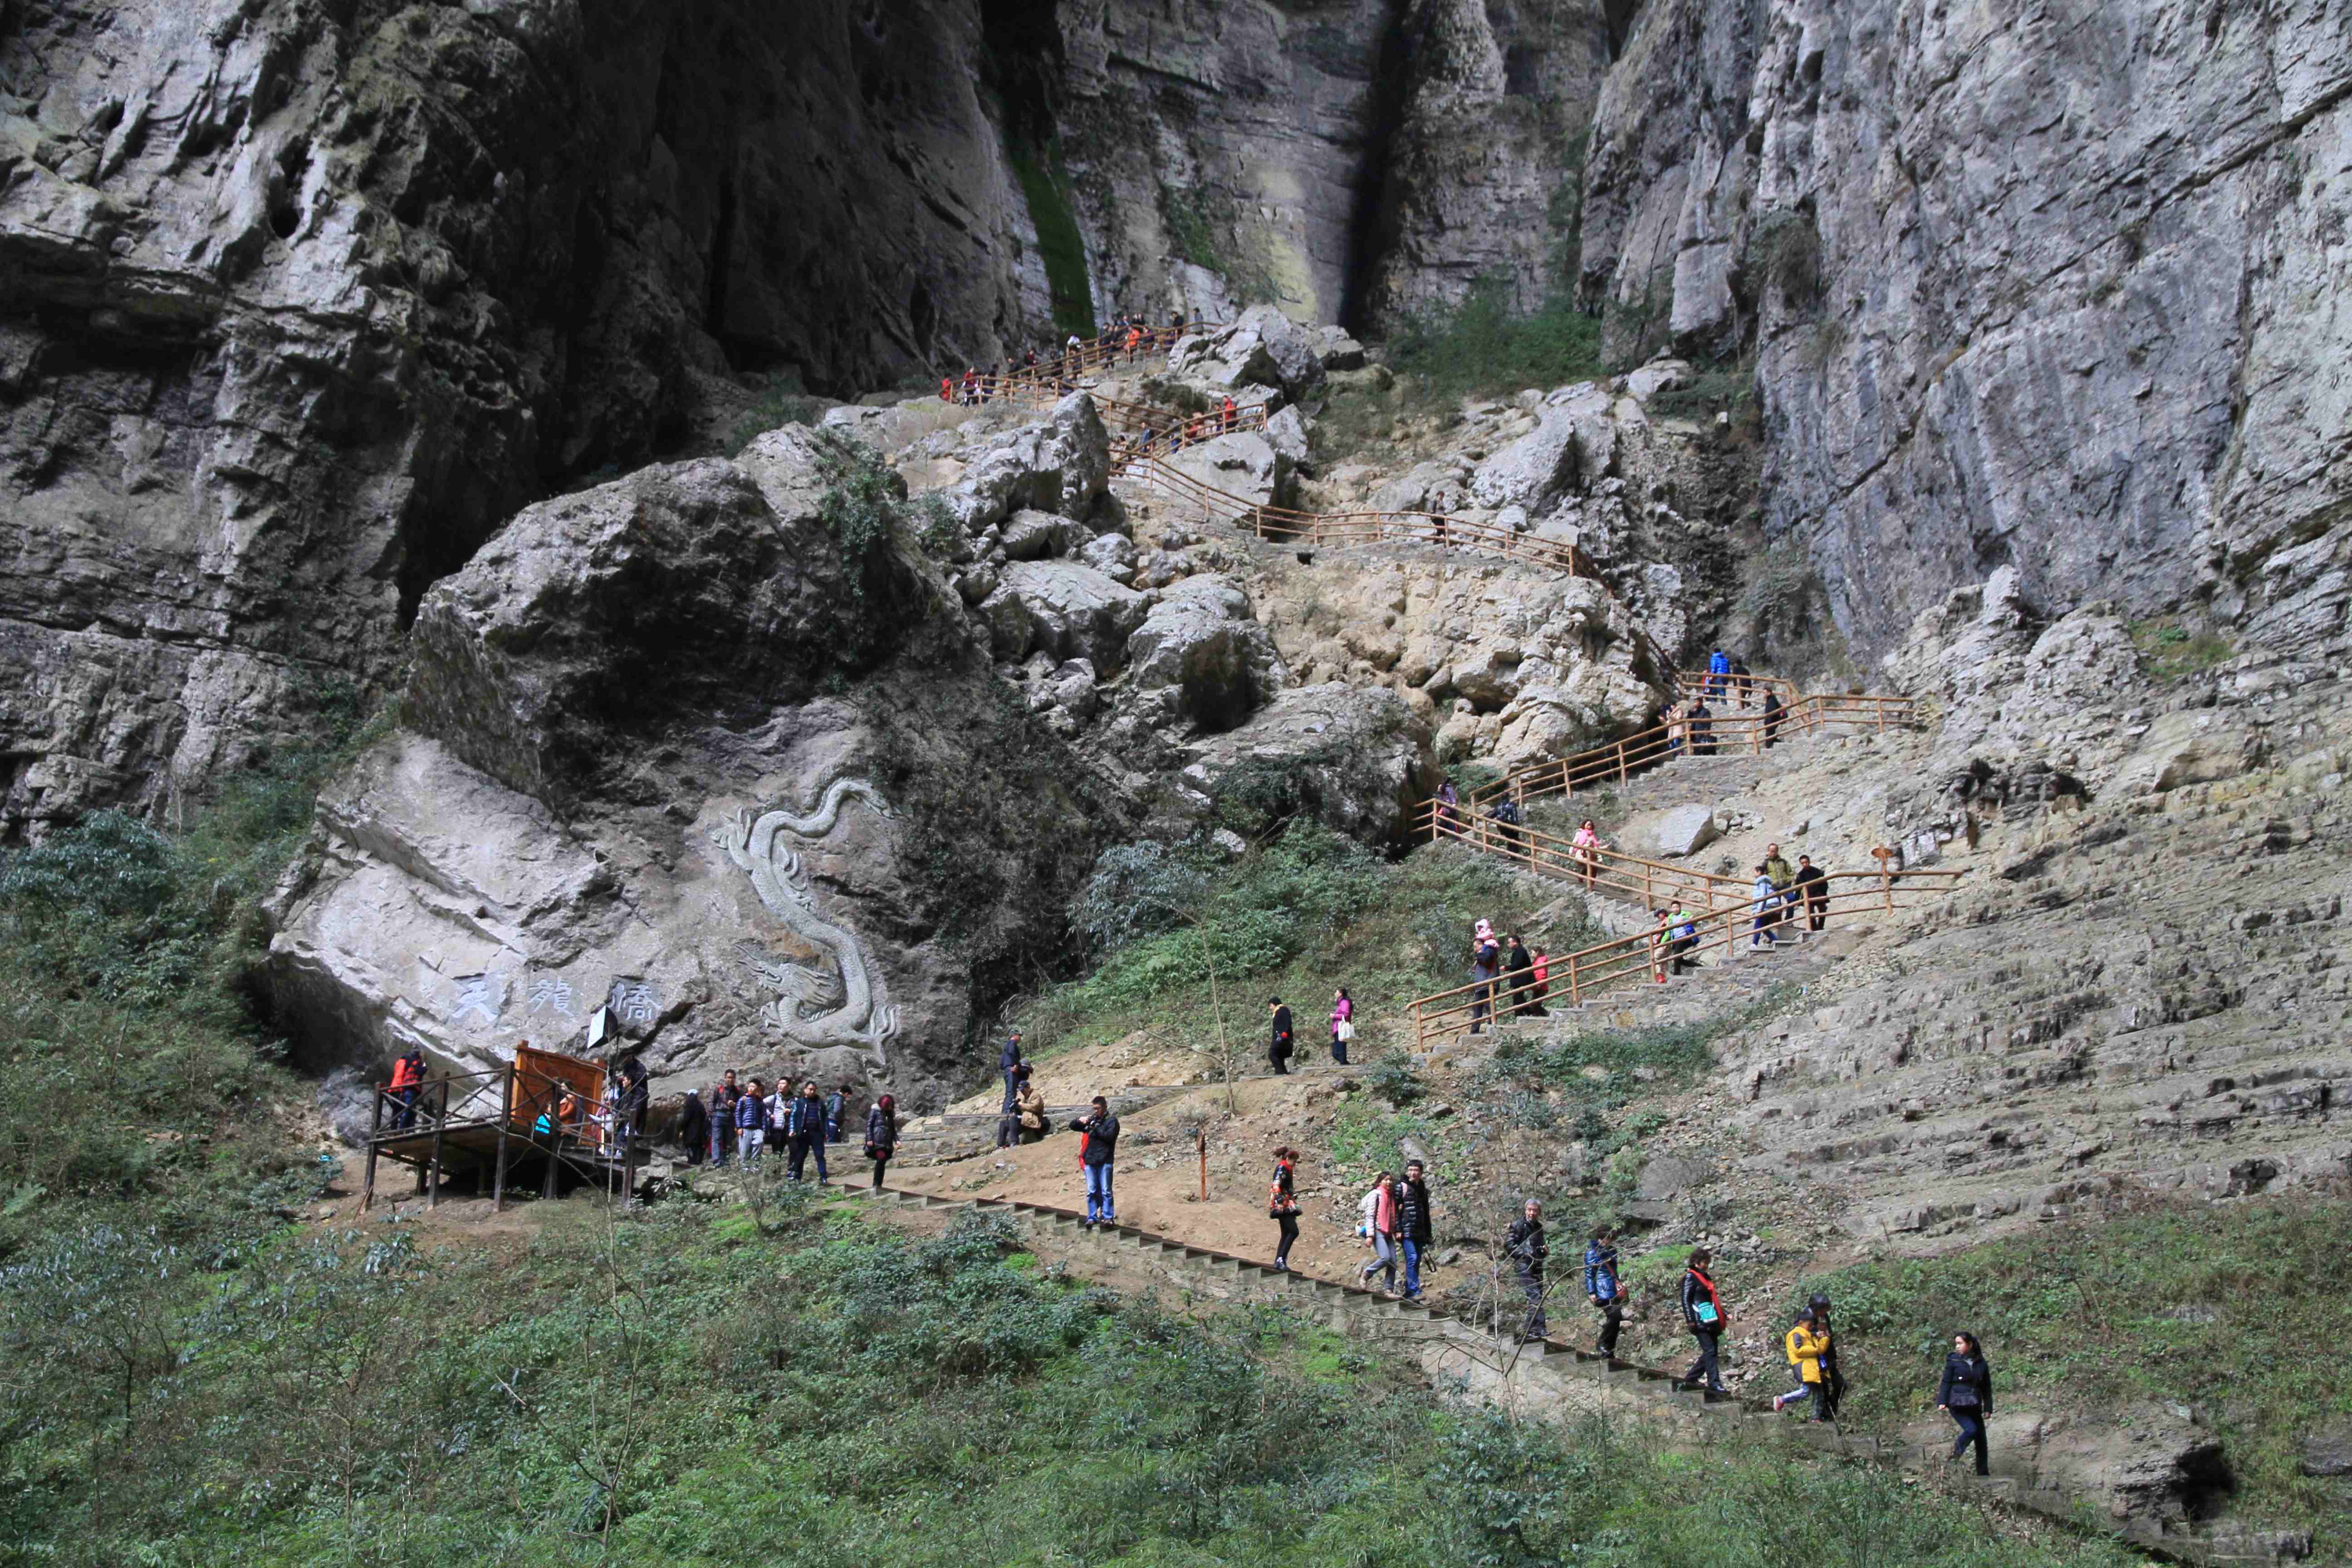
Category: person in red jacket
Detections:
[
  {"x1": 388, "y1": 1048, "x2": 426, "y2": 1129},
  {"x1": 939, "y1": 376, "x2": 952, "y2": 403}
]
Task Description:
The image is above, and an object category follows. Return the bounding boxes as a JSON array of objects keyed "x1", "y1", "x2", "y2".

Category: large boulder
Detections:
[
  {"x1": 946, "y1": 393, "x2": 1112, "y2": 534},
  {"x1": 1161, "y1": 430, "x2": 1297, "y2": 516},
  {"x1": 978, "y1": 561, "x2": 1152, "y2": 671},
  {"x1": 1469, "y1": 384, "x2": 1615, "y2": 512},
  {"x1": 1176, "y1": 305, "x2": 1328, "y2": 401},
  {"x1": 269, "y1": 433, "x2": 1119, "y2": 1123},
  {"x1": 1655, "y1": 804, "x2": 1720, "y2": 858},
  {"x1": 1123, "y1": 574, "x2": 1291, "y2": 731},
  {"x1": 1175, "y1": 684, "x2": 1440, "y2": 847}
]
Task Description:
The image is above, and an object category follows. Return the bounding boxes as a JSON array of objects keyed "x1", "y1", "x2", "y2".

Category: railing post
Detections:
[
  {"x1": 492, "y1": 1065, "x2": 514, "y2": 1214},
  {"x1": 1569, "y1": 956, "x2": 1579, "y2": 1007},
  {"x1": 1412, "y1": 999, "x2": 1423, "y2": 1050},
  {"x1": 1884, "y1": 869, "x2": 1894, "y2": 913},
  {"x1": 361, "y1": 1085, "x2": 382, "y2": 1213},
  {"x1": 1616, "y1": 741, "x2": 1627, "y2": 784}
]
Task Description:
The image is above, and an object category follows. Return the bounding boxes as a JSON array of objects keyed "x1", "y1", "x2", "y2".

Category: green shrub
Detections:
[
  {"x1": 1388, "y1": 276, "x2": 1607, "y2": 402},
  {"x1": 1752, "y1": 208, "x2": 1823, "y2": 303},
  {"x1": 724, "y1": 372, "x2": 825, "y2": 455}
]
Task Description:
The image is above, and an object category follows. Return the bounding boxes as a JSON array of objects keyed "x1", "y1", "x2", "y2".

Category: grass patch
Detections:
[
  {"x1": 2128, "y1": 617, "x2": 2234, "y2": 681},
  {"x1": 1019, "y1": 835, "x2": 1555, "y2": 1073},
  {"x1": 1389, "y1": 277, "x2": 1607, "y2": 404},
  {"x1": 724, "y1": 370, "x2": 824, "y2": 455},
  {"x1": 1808, "y1": 1200, "x2": 2352, "y2": 1541}
]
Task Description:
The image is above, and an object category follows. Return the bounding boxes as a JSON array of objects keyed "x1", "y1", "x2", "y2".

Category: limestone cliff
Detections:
[{"x1": 1577, "y1": 0, "x2": 2352, "y2": 660}]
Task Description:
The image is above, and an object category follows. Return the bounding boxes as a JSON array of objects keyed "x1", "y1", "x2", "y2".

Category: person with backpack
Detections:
[
  {"x1": 786, "y1": 1082, "x2": 829, "y2": 1183},
  {"x1": 1751, "y1": 865, "x2": 1784, "y2": 949},
  {"x1": 1269, "y1": 1147, "x2": 1302, "y2": 1270},
  {"x1": 1506, "y1": 1200, "x2": 1549, "y2": 1341},
  {"x1": 1774, "y1": 1305, "x2": 1830, "y2": 1419},
  {"x1": 1938, "y1": 1332, "x2": 1995, "y2": 1475},
  {"x1": 1357, "y1": 1172, "x2": 1399, "y2": 1297},
  {"x1": 1397, "y1": 1160, "x2": 1435, "y2": 1300},
  {"x1": 1067, "y1": 1096, "x2": 1120, "y2": 1225},
  {"x1": 1680, "y1": 1248, "x2": 1729, "y2": 1394},
  {"x1": 1666, "y1": 904, "x2": 1701, "y2": 974},
  {"x1": 863, "y1": 1095, "x2": 897, "y2": 1190},
  {"x1": 1811, "y1": 1293, "x2": 1848, "y2": 1417},
  {"x1": 824, "y1": 1083, "x2": 848, "y2": 1143},
  {"x1": 388, "y1": 1048, "x2": 426, "y2": 1129},
  {"x1": 1328, "y1": 988, "x2": 1354, "y2": 1066},
  {"x1": 1268, "y1": 997, "x2": 1294, "y2": 1075},
  {"x1": 1584, "y1": 1226, "x2": 1625, "y2": 1357}
]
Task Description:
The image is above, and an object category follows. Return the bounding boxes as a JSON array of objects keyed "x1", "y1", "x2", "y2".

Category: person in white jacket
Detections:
[{"x1": 1750, "y1": 867, "x2": 1783, "y2": 949}]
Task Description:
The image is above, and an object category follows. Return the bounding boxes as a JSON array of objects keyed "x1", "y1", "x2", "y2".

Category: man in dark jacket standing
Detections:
[
  {"x1": 677, "y1": 1082, "x2": 708, "y2": 1166},
  {"x1": 785, "y1": 1082, "x2": 830, "y2": 1183},
  {"x1": 1067, "y1": 1097, "x2": 1120, "y2": 1225},
  {"x1": 1793, "y1": 855, "x2": 1829, "y2": 932},
  {"x1": 1397, "y1": 1160, "x2": 1436, "y2": 1300},
  {"x1": 612, "y1": 1056, "x2": 648, "y2": 1148},
  {"x1": 997, "y1": 1029, "x2": 1024, "y2": 1147},
  {"x1": 1267, "y1": 998, "x2": 1294, "y2": 1075},
  {"x1": 1504, "y1": 935, "x2": 1540, "y2": 1019},
  {"x1": 1506, "y1": 1199, "x2": 1548, "y2": 1341},
  {"x1": 824, "y1": 1083, "x2": 848, "y2": 1143}
]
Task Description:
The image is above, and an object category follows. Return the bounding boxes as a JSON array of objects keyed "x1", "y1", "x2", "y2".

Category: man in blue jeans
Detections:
[
  {"x1": 785, "y1": 1082, "x2": 830, "y2": 1182},
  {"x1": 997, "y1": 1030, "x2": 1024, "y2": 1147},
  {"x1": 1397, "y1": 1160, "x2": 1435, "y2": 1300},
  {"x1": 1584, "y1": 1225, "x2": 1625, "y2": 1357},
  {"x1": 1067, "y1": 1096, "x2": 1120, "y2": 1225}
]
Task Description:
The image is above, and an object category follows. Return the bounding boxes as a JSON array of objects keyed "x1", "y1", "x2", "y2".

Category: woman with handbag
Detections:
[
  {"x1": 1269, "y1": 1148, "x2": 1301, "y2": 1271},
  {"x1": 1329, "y1": 988, "x2": 1355, "y2": 1066},
  {"x1": 863, "y1": 1094, "x2": 897, "y2": 1190}
]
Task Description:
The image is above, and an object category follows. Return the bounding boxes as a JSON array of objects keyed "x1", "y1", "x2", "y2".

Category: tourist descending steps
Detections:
[
  {"x1": 1356, "y1": 1172, "x2": 1400, "y2": 1297},
  {"x1": 1665, "y1": 904, "x2": 1700, "y2": 974},
  {"x1": 864, "y1": 1095, "x2": 897, "y2": 1190},
  {"x1": 1750, "y1": 866, "x2": 1784, "y2": 949},
  {"x1": 1505, "y1": 934, "x2": 1543, "y2": 1017},
  {"x1": 1939, "y1": 1332, "x2": 1996, "y2": 1476},
  {"x1": 1269, "y1": 1147, "x2": 1301, "y2": 1270},
  {"x1": 825, "y1": 1083, "x2": 848, "y2": 1144},
  {"x1": 1068, "y1": 1095, "x2": 1121, "y2": 1225},
  {"x1": 389, "y1": 1046, "x2": 426, "y2": 1129},
  {"x1": 786, "y1": 1082, "x2": 829, "y2": 1184},
  {"x1": 1329, "y1": 988, "x2": 1354, "y2": 1065},
  {"x1": 1584, "y1": 1226, "x2": 1625, "y2": 1357},
  {"x1": 1506, "y1": 1200, "x2": 1550, "y2": 1340},
  {"x1": 1773, "y1": 1305, "x2": 1831, "y2": 1420},
  {"x1": 1398, "y1": 1160, "x2": 1435, "y2": 1301},
  {"x1": 1680, "y1": 1248, "x2": 1730, "y2": 1394},
  {"x1": 1470, "y1": 921, "x2": 1501, "y2": 1034},
  {"x1": 1810, "y1": 1293, "x2": 1848, "y2": 1418},
  {"x1": 1570, "y1": 819, "x2": 1602, "y2": 887},
  {"x1": 1268, "y1": 997, "x2": 1295, "y2": 1074},
  {"x1": 1793, "y1": 855, "x2": 1829, "y2": 932},
  {"x1": 1761, "y1": 686, "x2": 1785, "y2": 747}
]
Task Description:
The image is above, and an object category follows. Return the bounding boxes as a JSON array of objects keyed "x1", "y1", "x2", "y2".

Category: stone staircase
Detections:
[{"x1": 834, "y1": 1179, "x2": 2273, "y2": 1566}]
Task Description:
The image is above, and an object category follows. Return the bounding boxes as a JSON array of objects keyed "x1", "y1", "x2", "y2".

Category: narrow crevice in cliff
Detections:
[{"x1": 1337, "y1": 0, "x2": 1422, "y2": 336}]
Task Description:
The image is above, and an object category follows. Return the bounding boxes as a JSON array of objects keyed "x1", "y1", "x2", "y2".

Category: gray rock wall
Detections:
[{"x1": 1577, "y1": 0, "x2": 2352, "y2": 662}]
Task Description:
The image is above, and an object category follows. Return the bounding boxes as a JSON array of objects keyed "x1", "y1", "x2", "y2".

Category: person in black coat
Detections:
[
  {"x1": 997, "y1": 1029, "x2": 1025, "y2": 1148},
  {"x1": 1938, "y1": 1332, "x2": 1995, "y2": 1475},
  {"x1": 1397, "y1": 1160, "x2": 1436, "y2": 1300},
  {"x1": 864, "y1": 1096, "x2": 897, "y2": 1190},
  {"x1": 1504, "y1": 936, "x2": 1541, "y2": 1019},
  {"x1": 1793, "y1": 854, "x2": 1829, "y2": 931},
  {"x1": 1068, "y1": 1097, "x2": 1121, "y2": 1225},
  {"x1": 1810, "y1": 1292, "x2": 1847, "y2": 1416},
  {"x1": 1267, "y1": 998, "x2": 1294, "y2": 1075},
  {"x1": 676, "y1": 1083, "x2": 708, "y2": 1166},
  {"x1": 1505, "y1": 1200, "x2": 1548, "y2": 1341}
]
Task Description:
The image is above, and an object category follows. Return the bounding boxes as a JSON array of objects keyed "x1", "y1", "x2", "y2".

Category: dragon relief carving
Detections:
[{"x1": 714, "y1": 777, "x2": 900, "y2": 1054}]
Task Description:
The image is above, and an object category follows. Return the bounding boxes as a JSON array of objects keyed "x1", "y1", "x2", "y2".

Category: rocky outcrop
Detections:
[
  {"x1": 1123, "y1": 574, "x2": 1292, "y2": 732},
  {"x1": 267, "y1": 430, "x2": 1121, "y2": 1119},
  {"x1": 1577, "y1": 0, "x2": 2352, "y2": 662}
]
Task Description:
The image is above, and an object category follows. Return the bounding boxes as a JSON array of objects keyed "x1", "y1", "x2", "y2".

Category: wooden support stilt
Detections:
[
  {"x1": 361, "y1": 1087, "x2": 382, "y2": 1213},
  {"x1": 492, "y1": 1066, "x2": 514, "y2": 1214},
  {"x1": 427, "y1": 1080, "x2": 447, "y2": 1209}
]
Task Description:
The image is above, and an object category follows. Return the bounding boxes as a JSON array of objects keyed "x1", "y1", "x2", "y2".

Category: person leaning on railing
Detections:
[{"x1": 388, "y1": 1047, "x2": 425, "y2": 1129}]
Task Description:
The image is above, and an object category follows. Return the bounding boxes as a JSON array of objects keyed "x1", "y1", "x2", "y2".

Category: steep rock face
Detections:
[
  {"x1": 1361, "y1": 0, "x2": 1613, "y2": 326},
  {"x1": 1578, "y1": 0, "x2": 2352, "y2": 661},
  {"x1": 266, "y1": 430, "x2": 1122, "y2": 1120},
  {"x1": 0, "y1": 0, "x2": 1048, "y2": 838}
]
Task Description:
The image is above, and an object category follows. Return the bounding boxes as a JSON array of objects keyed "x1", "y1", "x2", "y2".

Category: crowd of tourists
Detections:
[
  {"x1": 938, "y1": 314, "x2": 1196, "y2": 405},
  {"x1": 684, "y1": 1072, "x2": 858, "y2": 1185}
]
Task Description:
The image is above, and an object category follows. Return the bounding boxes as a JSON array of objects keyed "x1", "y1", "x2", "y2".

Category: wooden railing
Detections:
[
  {"x1": 1417, "y1": 799, "x2": 1747, "y2": 913},
  {"x1": 1673, "y1": 670, "x2": 1799, "y2": 708},
  {"x1": 1407, "y1": 868, "x2": 1965, "y2": 1046},
  {"x1": 940, "y1": 319, "x2": 1225, "y2": 398},
  {"x1": 362, "y1": 1062, "x2": 643, "y2": 1212},
  {"x1": 1465, "y1": 690, "x2": 1917, "y2": 809}
]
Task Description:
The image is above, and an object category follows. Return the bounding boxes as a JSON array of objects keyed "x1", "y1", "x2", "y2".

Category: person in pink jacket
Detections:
[{"x1": 1329, "y1": 987, "x2": 1355, "y2": 1066}]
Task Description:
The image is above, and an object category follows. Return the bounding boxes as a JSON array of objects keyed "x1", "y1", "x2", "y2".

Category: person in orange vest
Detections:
[
  {"x1": 1221, "y1": 394, "x2": 1237, "y2": 432},
  {"x1": 388, "y1": 1047, "x2": 426, "y2": 1129}
]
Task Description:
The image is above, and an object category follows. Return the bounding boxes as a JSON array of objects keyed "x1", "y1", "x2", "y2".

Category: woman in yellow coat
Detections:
[{"x1": 1773, "y1": 1306, "x2": 1831, "y2": 1421}]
